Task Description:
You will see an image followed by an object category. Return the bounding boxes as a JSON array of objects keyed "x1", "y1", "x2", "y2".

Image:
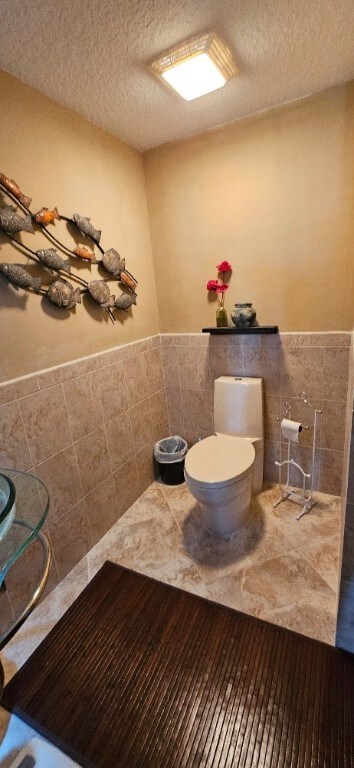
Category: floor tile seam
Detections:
[
  {"x1": 241, "y1": 546, "x2": 303, "y2": 573},
  {"x1": 291, "y1": 547, "x2": 340, "y2": 595},
  {"x1": 117, "y1": 494, "x2": 175, "y2": 525},
  {"x1": 243, "y1": 542, "x2": 338, "y2": 591}
]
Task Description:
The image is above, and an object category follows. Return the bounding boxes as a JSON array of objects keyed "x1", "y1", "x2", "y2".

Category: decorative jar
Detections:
[{"x1": 231, "y1": 303, "x2": 256, "y2": 328}]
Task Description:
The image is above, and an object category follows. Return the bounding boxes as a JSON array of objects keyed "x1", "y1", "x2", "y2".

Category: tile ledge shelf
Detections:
[{"x1": 202, "y1": 326, "x2": 279, "y2": 335}]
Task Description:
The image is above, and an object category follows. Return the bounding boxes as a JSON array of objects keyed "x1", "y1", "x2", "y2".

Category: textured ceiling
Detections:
[{"x1": 1, "y1": 0, "x2": 354, "y2": 151}]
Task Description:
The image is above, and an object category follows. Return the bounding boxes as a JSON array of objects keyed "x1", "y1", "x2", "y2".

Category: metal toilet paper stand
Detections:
[{"x1": 273, "y1": 392, "x2": 322, "y2": 520}]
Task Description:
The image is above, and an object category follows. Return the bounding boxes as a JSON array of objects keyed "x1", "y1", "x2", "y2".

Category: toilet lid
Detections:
[{"x1": 184, "y1": 435, "x2": 255, "y2": 489}]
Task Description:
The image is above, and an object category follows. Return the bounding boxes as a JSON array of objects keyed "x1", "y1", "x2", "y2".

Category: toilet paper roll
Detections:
[{"x1": 281, "y1": 418, "x2": 303, "y2": 443}]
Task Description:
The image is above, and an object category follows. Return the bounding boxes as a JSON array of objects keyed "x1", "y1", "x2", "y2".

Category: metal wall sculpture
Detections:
[{"x1": 0, "y1": 172, "x2": 138, "y2": 323}]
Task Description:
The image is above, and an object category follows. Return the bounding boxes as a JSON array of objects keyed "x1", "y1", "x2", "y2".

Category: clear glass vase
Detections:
[{"x1": 216, "y1": 294, "x2": 228, "y2": 327}]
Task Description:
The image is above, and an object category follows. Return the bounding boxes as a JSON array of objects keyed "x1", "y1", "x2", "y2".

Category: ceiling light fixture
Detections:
[{"x1": 151, "y1": 31, "x2": 238, "y2": 101}]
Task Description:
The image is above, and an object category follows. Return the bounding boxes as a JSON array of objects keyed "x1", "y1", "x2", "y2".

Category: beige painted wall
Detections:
[
  {"x1": 145, "y1": 83, "x2": 354, "y2": 333},
  {"x1": 0, "y1": 70, "x2": 159, "y2": 381}
]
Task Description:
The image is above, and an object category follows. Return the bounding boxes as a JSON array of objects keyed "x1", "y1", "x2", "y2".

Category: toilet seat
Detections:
[{"x1": 184, "y1": 435, "x2": 255, "y2": 489}]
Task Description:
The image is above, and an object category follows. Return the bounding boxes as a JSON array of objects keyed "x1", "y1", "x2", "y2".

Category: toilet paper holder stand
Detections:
[{"x1": 273, "y1": 392, "x2": 322, "y2": 520}]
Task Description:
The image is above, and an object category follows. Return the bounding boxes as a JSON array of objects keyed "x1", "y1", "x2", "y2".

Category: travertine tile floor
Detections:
[
  {"x1": 0, "y1": 480, "x2": 342, "y2": 766},
  {"x1": 2, "y1": 480, "x2": 341, "y2": 687}
]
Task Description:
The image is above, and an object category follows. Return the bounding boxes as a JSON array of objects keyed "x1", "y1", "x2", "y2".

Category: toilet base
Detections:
[{"x1": 187, "y1": 473, "x2": 252, "y2": 538}]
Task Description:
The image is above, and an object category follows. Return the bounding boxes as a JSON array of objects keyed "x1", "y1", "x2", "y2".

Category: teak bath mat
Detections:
[{"x1": 3, "y1": 562, "x2": 354, "y2": 768}]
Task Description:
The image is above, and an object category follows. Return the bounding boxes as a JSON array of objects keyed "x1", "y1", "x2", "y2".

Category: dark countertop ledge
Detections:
[{"x1": 202, "y1": 326, "x2": 279, "y2": 334}]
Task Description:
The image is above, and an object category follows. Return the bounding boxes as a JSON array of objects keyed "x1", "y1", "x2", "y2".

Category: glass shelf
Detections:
[{"x1": 0, "y1": 469, "x2": 49, "y2": 585}]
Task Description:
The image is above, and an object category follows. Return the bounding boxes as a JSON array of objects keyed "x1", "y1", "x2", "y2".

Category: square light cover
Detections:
[{"x1": 151, "y1": 32, "x2": 238, "y2": 101}]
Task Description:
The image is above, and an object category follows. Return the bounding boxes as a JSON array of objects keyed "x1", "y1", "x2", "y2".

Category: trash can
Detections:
[{"x1": 154, "y1": 435, "x2": 188, "y2": 485}]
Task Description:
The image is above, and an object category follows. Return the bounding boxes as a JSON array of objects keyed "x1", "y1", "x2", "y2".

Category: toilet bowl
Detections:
[
  {"x1": 184, "y1": 434, "x2": 256, "y2": 537},
  {"x1": 184, "y1": 375, "x2": 264, "y2": 538}
]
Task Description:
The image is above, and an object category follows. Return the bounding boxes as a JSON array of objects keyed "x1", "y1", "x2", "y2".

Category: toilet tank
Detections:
[{"x1": 214, "y1": 376, "x2": 263, "y2": 439}]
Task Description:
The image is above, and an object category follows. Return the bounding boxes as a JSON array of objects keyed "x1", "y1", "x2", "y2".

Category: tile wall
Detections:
[
  {"x1": 336, "y1": 333, "x2": 354, "y2": 652},
  {"x1": 0, "y1": 330, "x2": 351, "y2": 629},
  {"x1": 162, "y1": 332, "x2": 351, "y2": 496},
  {"x1": 0, "y1": 335, "x2": 169, "y2": 627}
]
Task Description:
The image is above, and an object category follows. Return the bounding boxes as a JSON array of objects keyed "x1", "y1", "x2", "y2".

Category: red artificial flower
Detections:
[
  {"x1": 216, "y1": 283, "x2": 229, "y2": 294},
  {"x1": 206, "y1": 279, "x2": 219, "y2": 292},
  {"x1": 217, "y1": 260, "x2": 232, "y2": 273}
]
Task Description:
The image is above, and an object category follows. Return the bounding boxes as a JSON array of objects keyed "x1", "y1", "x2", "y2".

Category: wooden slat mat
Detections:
[{"x1": 3, "y1": 561, "x2": 354, "y2": 768}]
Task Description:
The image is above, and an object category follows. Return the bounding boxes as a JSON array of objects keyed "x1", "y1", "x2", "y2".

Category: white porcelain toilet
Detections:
[{"x1": 184, "y1": 376, "x2": 264, "y2": 537}]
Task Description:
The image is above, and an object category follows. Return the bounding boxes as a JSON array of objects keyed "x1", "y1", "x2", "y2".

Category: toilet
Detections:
[{"x1": 184, "y1": 376, "x2": 264, "y2": 537}]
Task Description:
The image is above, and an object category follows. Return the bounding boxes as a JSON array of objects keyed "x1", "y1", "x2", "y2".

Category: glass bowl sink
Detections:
[{"x1": 0, "y1": 472, "x2": 16, "y2": 542}]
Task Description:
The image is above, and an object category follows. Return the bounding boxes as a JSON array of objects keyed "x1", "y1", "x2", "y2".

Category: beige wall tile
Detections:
[
  {"x1": 264, "y1": 440, "x2": 281, "y2": 483},
  {"x1": 75, "y1": 353, "x2": 108, "y2": 373},
  {"x1": 33, "y1": 445, "x2": 83, "y2": 523},
  {"x1": 297, "y1": 334, "x2": 329, "y2": 346},
  {"x1": 162, "y1": 346, "x2": 180, "y2": 388},
  {"x1": 319, "y1": 448, "x2": 344, "y2": 495},
  {"x1": 74, "y1": 426, "x2": 111, "y2": 494},
  {"x1": 243, "y1": 347, "x2": 281, "y2": 395},
  {"x1": 0, "y1": 401, "x2": 32, "y2": 470},
  {"x1": 169, "y1": 335, "x2": 191, "y2": 346},
  {"x1": 242, "y1": 334, "x2": 280, "y2": 349},
  {"x1": 113, "y1": 457, "x2": 140, "y2": 516},
  {"x1": 264, "y1": 395, "x2": 281, "y2": 442},
  {"x1": 149, "y1": 389, "x2": 169, "y2": 444},
  {"x1": 321, "y1": 400, "x2": 347, "y2": 451},
  {"x1": 189, "y1": 334, "x2": 210, "y2": 347},
  {"x1": 37, "y1": 353, "x2": 108, "y2": 390},
  {"x1": 160, "y1": 335, "x2": 174, "y2": 346},
  {"x1": 281, "y1": 347, "x2": 324, "y2": 399},
  {"x1": 145, "y1": 346, "x2": 165, "y2": 396},
  {"x1": 37, "y1": 362, "x2": 82, "y2": 389},
  {"x1": 105, "y1": 345, "x2": 132, "y2": 365},
  {"x1": 132, "y1": 339, "x2": 153, "y2": 355},
  {"x1": 136, "y1": 442, "x2": 155, "y2": 494},
  {"x1": 178, "y1": 346, "x2": 211, "y2": 391},
  {"x1": 320, "y1": 334, "x2": 351, "y2": 347},
  {"x1": 279, "y1": 334, "x2": 299, "y2": 346},
  {"x1": 209, "y1": 343, "x2": 243, "y2": 379},
  {"x1": 165, "y1": 387, "x2": 184, "y2": 435},
  {"x1": 63, "y1": 372, "x2": 103, "y2": 441},
  {"x1": 48, "y1": 499, "x2": 92, "y2": 580},
  {"x1": 183, "y1": 428, "x2": 213, "y2": 448},
  {"x1": 94, "y1": 362, "x2": 128, "y2": 422},
  {"x1": 0, "y1": 375, "x2": 39, "y2": 406},
  {"x1": 105, "y1": 411, "x2": 135, "y2": 472},
  {"x1": 124, "y1": 352, "x2": 149, "y2": 408},
  {"x1": 19, "y1": 385, "x2": 72, "y2": 465},
  {"x1": 323, "y1": 348, "x2": 350, "y2": 400},
  {"x1": 130, "y1": 398, "x2": 153, "y2": 452},
  {"x1": 181, "y1": 390, "x2": 213, "y2": 434},
  {"x1": 84, "y1": 476, "x2": 119, "y2": 545}
]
